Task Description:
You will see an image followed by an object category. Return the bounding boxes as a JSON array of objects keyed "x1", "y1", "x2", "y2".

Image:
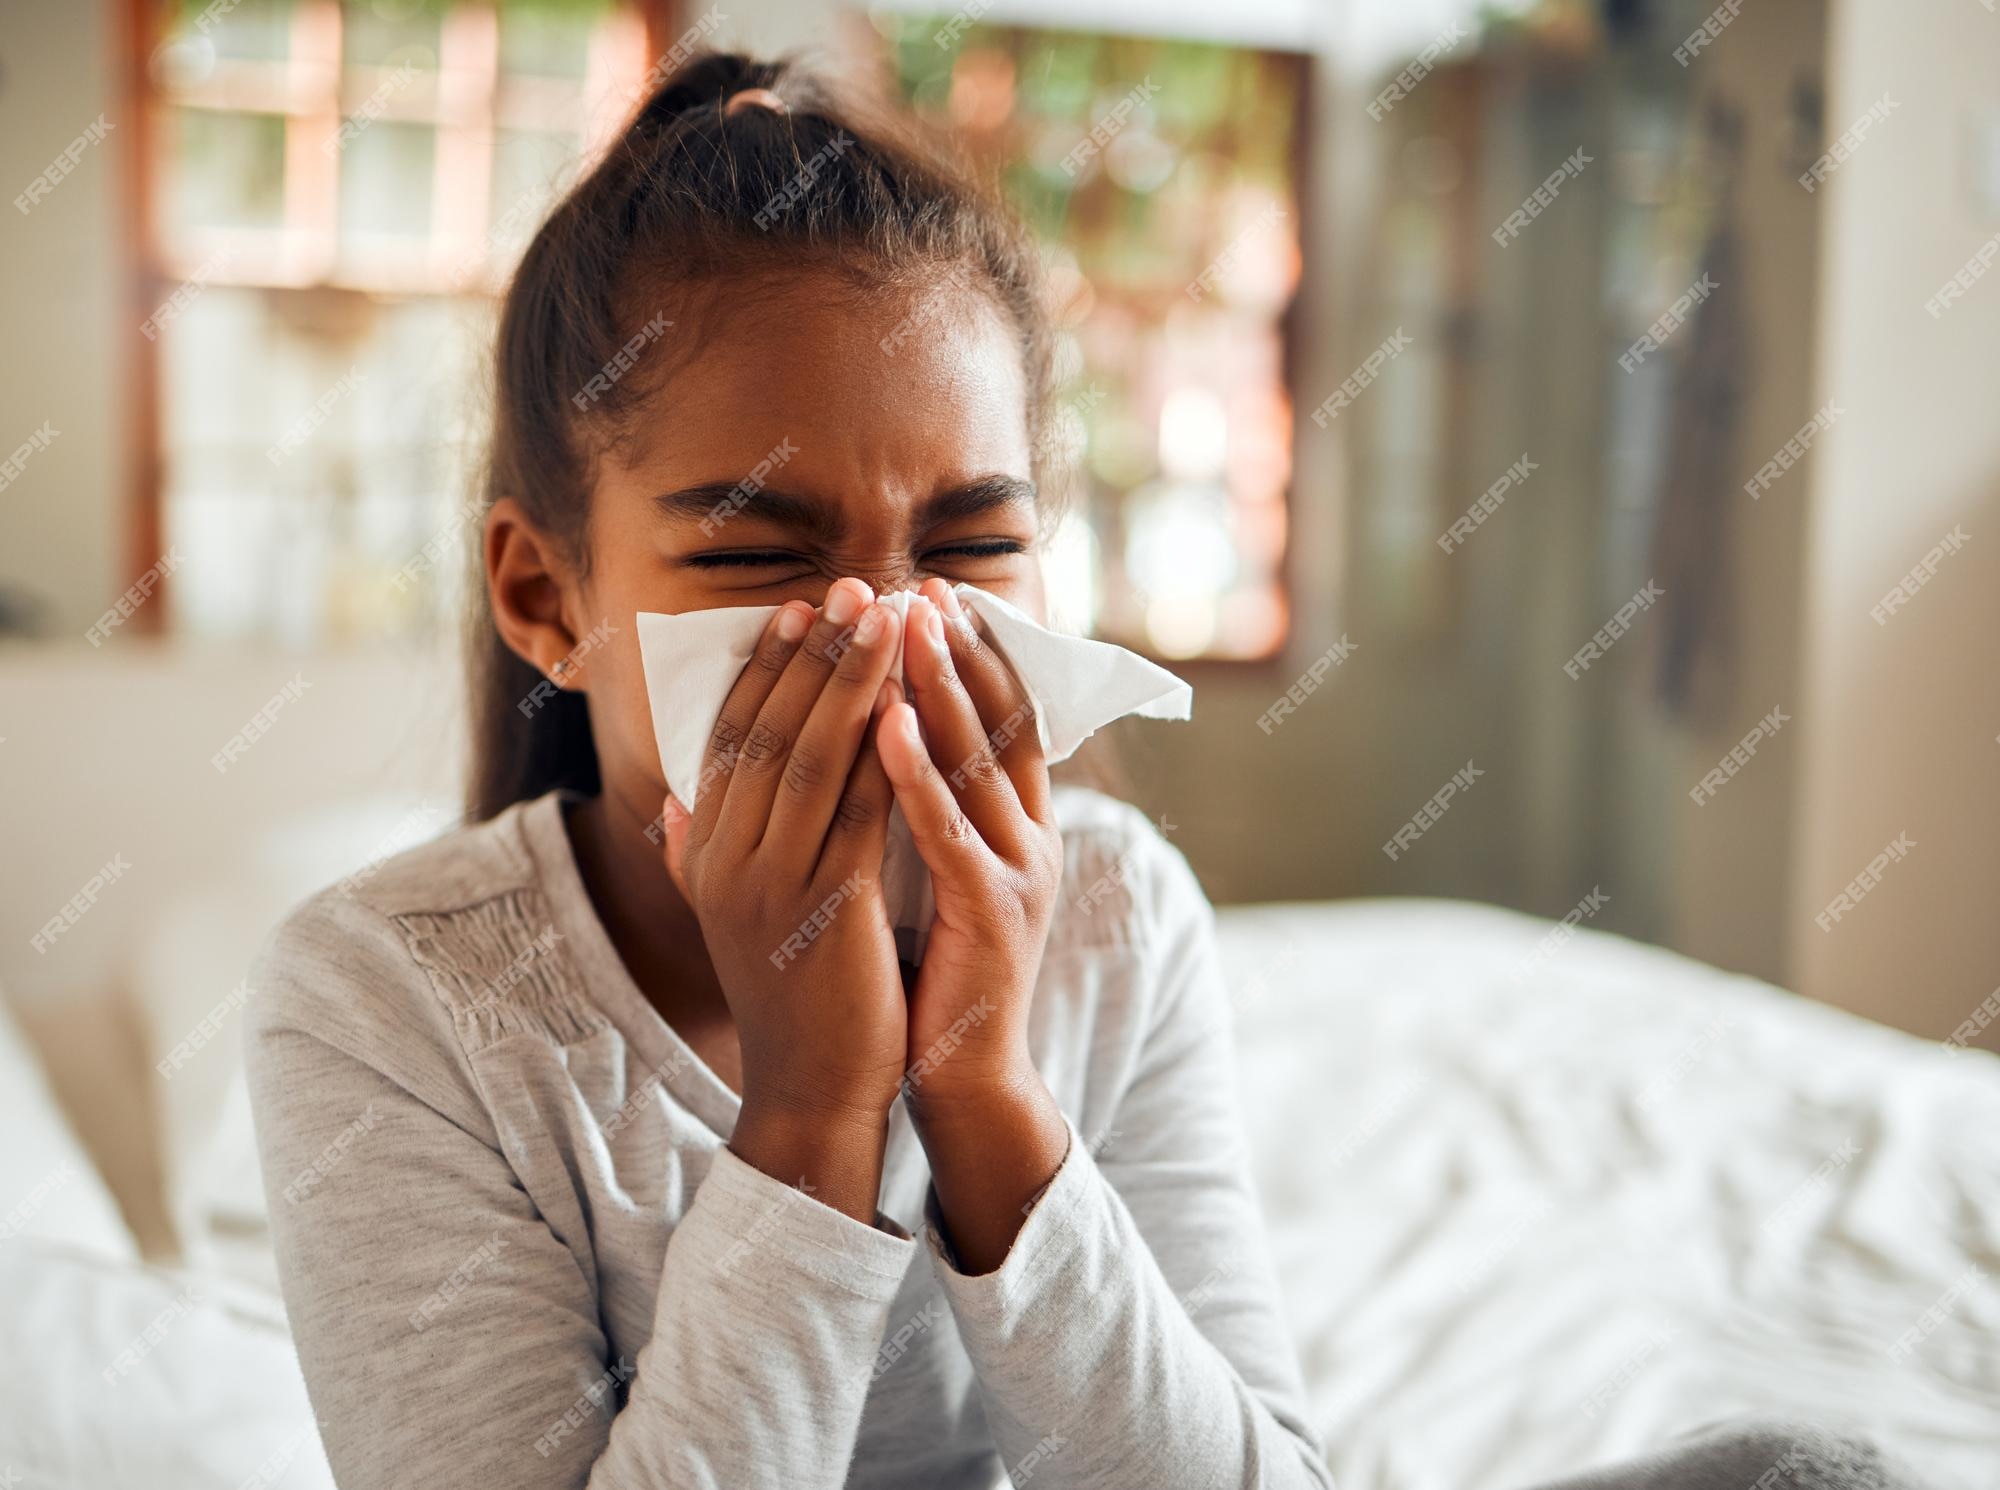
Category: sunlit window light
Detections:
[
  {"x1": 1145, "y1": 592, "x2": 1219, "y2": 659},
  {"x1": 1125, "y1": 479, "x2": 1237, "y2": 657},
  {"x1": 1158, "y1": 387, "x2": 1229, "y2": 482},
  {"x1": 1038, "y1": 510, "x2": 1101, "y2": 636}
]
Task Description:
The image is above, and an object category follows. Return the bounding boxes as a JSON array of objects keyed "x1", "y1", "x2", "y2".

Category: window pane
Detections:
[
  {"x1": 486, "y1": 127, "x2": 579, "y2": 266},
  {"x1": 160, "y1": 286, "x2": 488, "y2": 644},
  {"x1": 338, "y1": 119, "x2": 436, "y2": 251},
  {"x1": 164, "y1": 107, "x2": 289, "y2": 234},
  {"x1": 498, "y1": 5, "x2": 600, "y2": 80},
  {"x1": 339, "y1": 0, "x2": 443, "y2": 68},
  {"x1": 189, "y1": 0, "x2": 300, "y2": 62}
]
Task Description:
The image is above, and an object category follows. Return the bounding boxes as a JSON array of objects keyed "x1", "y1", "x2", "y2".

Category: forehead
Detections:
[{"x1": 602, "y1": 268, "x2": 1032, "y2": 515}]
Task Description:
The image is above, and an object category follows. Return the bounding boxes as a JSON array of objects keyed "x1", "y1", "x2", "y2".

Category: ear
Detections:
[{"x1": 485, "y1": 497, "x2": 587, "y2": 689}]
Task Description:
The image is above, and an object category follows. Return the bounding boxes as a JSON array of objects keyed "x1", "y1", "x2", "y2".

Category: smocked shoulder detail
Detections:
[{"x1": 393, "y1": 886, "x2": 606, "y2": 1054}]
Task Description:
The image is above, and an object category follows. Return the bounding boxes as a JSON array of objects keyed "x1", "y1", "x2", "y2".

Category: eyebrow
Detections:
[{"x1": 653, "y1": 473, "x2": 1037, "y2": 540}]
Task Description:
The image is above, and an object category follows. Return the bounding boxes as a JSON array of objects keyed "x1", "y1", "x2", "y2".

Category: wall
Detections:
[
  {"x1": 0, "y1": 641, "x2": 465, "y2": 1010},
  {"x1": 1788, "y1": 0, "x2": 2000, "y2": 1047},
  {"x1": 1655, "y1": 0, "x2": 1828, "y2": 984},
  {"x1": 0, "y1": 0, "x2": 128, "y2": 640}
]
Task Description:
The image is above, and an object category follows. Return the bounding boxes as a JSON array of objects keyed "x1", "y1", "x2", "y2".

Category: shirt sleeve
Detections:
[
  {"x1": 918, "y1": 831, "x2": 1333, "y2": 1489},
  {"x1": 245, "y1": 892, "x2": 914, "y2": 1490}
]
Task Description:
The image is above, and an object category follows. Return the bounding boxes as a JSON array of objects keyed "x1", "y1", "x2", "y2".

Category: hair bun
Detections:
[
  {"x1": 723, "y1": 87, "x2": 789, "y2": 118},
  {"x1": 633, "y1": 51, "x2": 788, "y2": 132}
]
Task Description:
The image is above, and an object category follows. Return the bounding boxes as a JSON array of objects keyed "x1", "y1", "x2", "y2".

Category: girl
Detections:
[
  {"x1": 248, "y1": 49, "x2": 1328, "y2": 1490},
  {"x1": 247, "y1": 50, "x2": 1915, "y2": 1490}
]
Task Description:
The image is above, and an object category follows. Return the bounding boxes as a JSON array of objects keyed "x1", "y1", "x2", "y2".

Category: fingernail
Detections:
[
  {"x1": 897, "y1": 703, "x2": 922, "y2": 744},
  {"x1": 825, "y1": 582, "x2": 867, "y2": 627},
  {"x1": 936, "y1": 584, "x2": 963, "y2": 619},
  {"x1": 855, "y1": 603, "x2": 885, "y2": 643},
  {"x1": 927, "y1": 604, "x2": 947, "y2": 649},
  {"x1": 775, "y1": 604, "x2": 810, "y2": 642}
]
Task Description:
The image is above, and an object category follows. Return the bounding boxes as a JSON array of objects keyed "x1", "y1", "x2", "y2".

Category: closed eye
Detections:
[
  {"x1": 925, "y1": 539, "x2": 1028, "y2": 561},
  {"x1": 684, "y1": 539, "x2": 1028, "y2": 569},
  {"x1": 682, "y1": 549, "x2": 807, "y2": 569}
]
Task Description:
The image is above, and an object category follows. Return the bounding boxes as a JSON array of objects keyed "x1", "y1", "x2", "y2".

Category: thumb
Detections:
[{"x1": 660, "y1": 793, "x2": 694, "y2": 898}]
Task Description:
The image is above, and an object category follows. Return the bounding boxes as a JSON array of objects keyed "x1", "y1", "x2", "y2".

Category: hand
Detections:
[
  {"x1": 877, "y1": 579, "x2": 1070, "y2": 1271},
  {"x1": 878, "y1": 578, "x2": 1064, "y2": 1106},
  {"x1": 660, "y1": 577, "x2": 908, "y2": 1219}
]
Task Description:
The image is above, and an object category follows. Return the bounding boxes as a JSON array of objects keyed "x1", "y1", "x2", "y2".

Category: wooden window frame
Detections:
[{"x1": 114, "y1": 0, "x2": 683, "y2": 633}]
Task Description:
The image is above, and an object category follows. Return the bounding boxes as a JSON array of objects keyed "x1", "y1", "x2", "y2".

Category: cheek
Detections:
[
  {"x1": 572, "y1": 568, "x2": 673, "y2": 791},
  {"x1": 985, "y1": 565, "x2": 1048, "y2": 626},
  {"x1": 577, "y1": 627, "x2": 665, "y2": 789}
]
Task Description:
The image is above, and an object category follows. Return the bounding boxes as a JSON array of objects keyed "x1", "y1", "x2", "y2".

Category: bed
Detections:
[
  {"x1": 2, "y1": 896, "x2": 1996, "y2": 1488},
  {"x1": 1221, "y1": 900, "x2": 2000, "y2": 1490}
]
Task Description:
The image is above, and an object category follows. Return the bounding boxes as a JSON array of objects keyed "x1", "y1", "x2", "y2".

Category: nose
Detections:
[
  {"x1": 850, "y1": 567, "x2": 919, "y2": 600},
  {"x1": 799, "y1": 566, "x2": 921, "y2": 609}
]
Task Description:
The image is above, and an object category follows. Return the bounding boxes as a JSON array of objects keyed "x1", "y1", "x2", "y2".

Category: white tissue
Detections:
[{"x1": 635, "y1": 584, "x2": 1191, "y2": 961}]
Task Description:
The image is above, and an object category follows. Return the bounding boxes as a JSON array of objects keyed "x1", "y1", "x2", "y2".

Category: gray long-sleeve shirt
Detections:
[{"x1": 244, "y1": 786, "x2": 1331, "y2": 1489}]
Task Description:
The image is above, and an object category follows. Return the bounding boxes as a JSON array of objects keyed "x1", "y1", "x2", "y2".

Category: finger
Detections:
[
  {"x1": 691, "y1": 600, "x2": 814, "y2": 850},
  {"x1": 901, "y1": 593, "x2": 1028, "y2": 853},
  {"x1": 763, "y1": 597, "x2": 903, "y2": 864},
  {"x1": 878, "y1": 698, "x2": 993, "y2": 886},
  {"x1": 724, "y1": 577, "x2": 877, "y2": 857},
  {"x1": 821, "y1": 675, "x2": 899, "y2": 879},
  {"x1": 660, "y1": 793, "x2": 693, "y2": 899},
  {"x1": 920, "y1": 578, "x2": 1050, "y2": 823}
]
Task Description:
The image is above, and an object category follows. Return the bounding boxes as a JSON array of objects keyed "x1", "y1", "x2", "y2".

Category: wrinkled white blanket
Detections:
[{"x1": 1220, "y1": 899, "x2": 1999, "y2": 1490}]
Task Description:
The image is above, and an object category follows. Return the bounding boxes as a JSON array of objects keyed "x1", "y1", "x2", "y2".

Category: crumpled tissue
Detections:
[{"x1": 635, "y1": 584, "x2": 1191, "y2": 960}]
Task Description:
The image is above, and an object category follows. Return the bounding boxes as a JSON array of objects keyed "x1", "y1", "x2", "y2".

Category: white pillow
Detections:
[
  {"x1": 133, "y1": 796, "x2": 457, "y2": 1272},
  {"x1": 0, "y1": 992, "x2": 137, "y2": 1263},
  {"x1": 0, "y1": 1241, "x2": 333, "y2": 1489}
]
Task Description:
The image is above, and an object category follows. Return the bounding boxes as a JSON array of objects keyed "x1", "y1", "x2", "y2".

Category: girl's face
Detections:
[{"x1": 492, "y1": 269, "x2": 1046, "y2": 815}]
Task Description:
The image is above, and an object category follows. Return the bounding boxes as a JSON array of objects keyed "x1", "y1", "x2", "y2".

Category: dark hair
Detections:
[{"x1": 466, "y1": 51, "x2": 1056, "y2": 822}]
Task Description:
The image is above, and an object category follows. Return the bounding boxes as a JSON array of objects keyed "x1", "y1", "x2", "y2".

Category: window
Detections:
[
  {"x1": 136, "y1": 3, "x2": 1304, "y2": 656},
  {"x1": 880, "y1": 18, "x2": 1305, "y2": 660},
  {"x1": 140, "y1": 0, "x2": 659, "y2": 643}
]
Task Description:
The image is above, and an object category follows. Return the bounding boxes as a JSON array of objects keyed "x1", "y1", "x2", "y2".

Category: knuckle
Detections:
[
  {"x1": 964, "y1": 749, "x2": 1005, "y2": 787},
  {"x1": 941, "y1": 808, "x2": 978, "y2": 846},
  {"x1": 708, "y1": 717, "x2": 747, "y2": 761},
  {"x1": 743, "y1": 720, "x2": 788, "y2": 764},
  {"x1": 964, "y1": 873, "x2": 1026, "y2": 936},
  {"x1": 1035, "y1": 830, "x2": 1065, "y2": 883},
  {"x1": 781, "y1": 745, "x2": 827, "y2": 796},
  {"x1": 749, "y1": 637, "x2": 793, "y2": 678},
  {"x1": 832, "y1": 789, "x2": 877, "y2": 832},
  {"x1": 808, "y1": 621, "x2": 856, "y2": 667}
]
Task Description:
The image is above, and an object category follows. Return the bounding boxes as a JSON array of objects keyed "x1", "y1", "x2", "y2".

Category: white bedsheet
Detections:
[
  {"x1": 0, "y1": 1242, "x2": 335, "y2": 1490},
  {"x1": 0, "y1": 995, "x2": 137, "y2": 1264},
  {"x1": 1218, "y1": 899, "x2": 2000, "y2": 1490}
]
